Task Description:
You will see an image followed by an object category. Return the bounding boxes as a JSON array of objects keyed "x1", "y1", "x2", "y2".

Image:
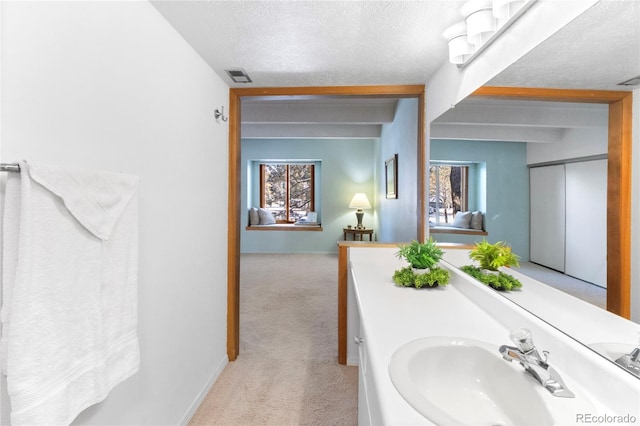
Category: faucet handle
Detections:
[{"x1": 510, "y1": 328, "x2": 535, "y2": 353}]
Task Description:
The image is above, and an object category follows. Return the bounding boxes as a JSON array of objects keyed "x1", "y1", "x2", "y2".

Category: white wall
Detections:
[
  {"x1": 377, "y1": 99, "x2": 418, "y2": 243},
  {"x1": 527, "y1": 126, "x2": 608, "y2": 164},
  {"x1": 1, "y1": 2, "x2": 228, "y2": 424}
]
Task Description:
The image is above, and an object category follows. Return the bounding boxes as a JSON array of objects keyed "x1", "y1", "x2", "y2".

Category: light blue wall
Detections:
[
  {"x1": 376, "y1": 98, "x2": 419, "y2": 243},
  {"x1": 241, "y1": 138, "x2": 376, "y2": 253},
  {"x1": 430, "y1": 139, "x2": 530, "y2": 260}
]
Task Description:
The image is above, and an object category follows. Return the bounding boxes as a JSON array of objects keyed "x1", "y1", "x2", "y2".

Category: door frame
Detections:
[
  {"x1": 472, "y1": 86, "x2": 633, "y2": 319},
  {"x1": 226, "y1": 85, "x2": 426, "y2": 361}
]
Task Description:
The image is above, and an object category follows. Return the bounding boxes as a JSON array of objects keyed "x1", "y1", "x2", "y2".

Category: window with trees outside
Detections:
[
  {"x1": 260, "y1": 163, "x2": 315, "y2": 223},
  {"x1": 429, "y1": 163, "x2": 469, "y2": 225}
]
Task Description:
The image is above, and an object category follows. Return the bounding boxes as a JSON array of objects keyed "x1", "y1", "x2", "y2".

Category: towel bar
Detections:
[{"x1": 1, "y1": 163, "x2": 20, "y2": 172}]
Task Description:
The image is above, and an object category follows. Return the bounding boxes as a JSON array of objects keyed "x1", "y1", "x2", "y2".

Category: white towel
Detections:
[{"x1": 1, "y1": 161, "x2": 140, "y2": 425}]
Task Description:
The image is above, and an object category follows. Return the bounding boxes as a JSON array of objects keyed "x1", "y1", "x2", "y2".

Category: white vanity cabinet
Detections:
[
  {"x1": 348, "y1": 247, "x2": 639, "y2": 425},
  {"x1": 355, "y1": 324, "x2": 370, "y2": 426},
  {"x1": 350, "y1": 264, "x2": 385, "y2": 426},
  {"x1": 353, "y1": 292, "x2": 382, "y2": 425}
]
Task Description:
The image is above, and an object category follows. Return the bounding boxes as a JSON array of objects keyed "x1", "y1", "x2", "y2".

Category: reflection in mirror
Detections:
[
  {"x1": 431, "y1": 95, "x2": 637, "y2": 374},
  {"x1": 430, "y1": 98, "x2": 608, "y2": 308},
  {"x1": 512, "y1": 261, "x2": 605, "y2": 310},
  {"x1": 436, "y1": 91, "x2": 638, "y2": 379},
  {"x1": 442, "y1": 248, "x2": 640, "y2": 381},
  {"x1": 430, "y1": 0, "x2": 639, "y2": 376}
]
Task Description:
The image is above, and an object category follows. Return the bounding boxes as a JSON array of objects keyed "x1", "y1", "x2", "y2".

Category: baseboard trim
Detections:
[{"x1": 179, "y1": 354, "x2": 228, "y2": 425}]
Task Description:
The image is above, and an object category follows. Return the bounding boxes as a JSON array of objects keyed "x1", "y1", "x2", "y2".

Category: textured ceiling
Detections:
[
  {"x1": 489, "y1": 0, "x2": 640, "y2": 91},
  {"x1": 151, "y1": 0, "x2": 466, "y2": 87},
  {"x1": 152, "y1": 0, "x2": 639, "y2": 90},
  {"x1": 152, "y1": 1, "x2": 640, "y2": 140}
]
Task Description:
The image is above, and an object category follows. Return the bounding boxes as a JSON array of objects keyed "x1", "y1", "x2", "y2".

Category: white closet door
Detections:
[
  {"x1": 565, "y1": 160, "x2": 607, "y2": 287},
  {"x1": 530, "y1": 165, "x2": 565, "y2": 272}
]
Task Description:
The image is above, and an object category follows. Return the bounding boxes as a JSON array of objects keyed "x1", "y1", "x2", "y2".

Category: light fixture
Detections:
[
  {"x1": 461, "y1": 0, "x2": 496, "y2": 46},
  {"x1": 349, "y1": 193, "x2": 371, "y2": 229},
  {"x1": 493, "y1": 0, "x2": 528, "y2": 20},
  {"x1": 443, "y1": 0, "x2": 537, "y2": 68},
  {"x1": 442, "y1": 22, "x2": 474, "y2": 65},
  {"x1": 225, "y1": 68, "x2": 252, "y2": 84}
]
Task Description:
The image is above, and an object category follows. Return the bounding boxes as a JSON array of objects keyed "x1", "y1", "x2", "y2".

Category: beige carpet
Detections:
[
  {"x1": 189, "y1": 253, "x2": 358, "y2": 426},
  {"x1": 514, "y1": 261, "x2": 606, "y2": 309}
]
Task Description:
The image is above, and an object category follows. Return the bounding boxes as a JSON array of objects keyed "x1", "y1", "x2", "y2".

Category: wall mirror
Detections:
[
  {"x1": 385, "y1": 154, "x2": 398, "y2": 199},
  {"x1": 430, "y1": 0, "x2": 638, "y2": 376}
]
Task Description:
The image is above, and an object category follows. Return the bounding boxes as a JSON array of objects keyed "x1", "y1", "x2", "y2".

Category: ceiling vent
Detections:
[
  {"x1": 617, "y1": 75, "x2": 640, "y2": 86},
  {"x1": 225, "y1": 68, "x2": 252, "y2": 84}
]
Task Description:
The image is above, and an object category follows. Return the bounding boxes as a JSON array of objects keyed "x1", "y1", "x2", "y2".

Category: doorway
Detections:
[{"x1": 226, "y1": 85, "x2": 426, "y2": 361}]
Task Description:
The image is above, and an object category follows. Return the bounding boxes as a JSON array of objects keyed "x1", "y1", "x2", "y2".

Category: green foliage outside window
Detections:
[{"x1": 262, "y1": 163, "x2": 314, "y2": 222}]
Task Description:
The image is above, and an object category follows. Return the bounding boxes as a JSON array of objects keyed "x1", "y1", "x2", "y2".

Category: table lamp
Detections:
[{"x1": 349, "y1": 193, "x2": 371, "y2": 229}]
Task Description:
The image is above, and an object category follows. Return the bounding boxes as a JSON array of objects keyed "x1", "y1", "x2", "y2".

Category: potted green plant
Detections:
[
  {"x1": 460, "y1": 240, "x2": 522, "y2": 291},
  {"x1": 395, "y1": 238, "x2": 443, "y2": 271},
  {"x1": 392, "y1": 239, "x2": 450, "y2": 288}
]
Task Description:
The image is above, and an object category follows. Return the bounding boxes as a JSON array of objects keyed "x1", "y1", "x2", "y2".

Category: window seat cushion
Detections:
[
  {"x1": 256, "y1": 208, "x2": 276, "y2": 225},
  {"x1": 429, "y1": 225, "x2": 487, "y2": 236},
  {"x1": 246, "y1": 223, "x2": 322, "y2": 231}
]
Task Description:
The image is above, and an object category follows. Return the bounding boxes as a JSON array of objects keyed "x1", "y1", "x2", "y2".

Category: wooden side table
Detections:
[{"x1": 343, "y1": 228, "x2": 373, "y2": 241}]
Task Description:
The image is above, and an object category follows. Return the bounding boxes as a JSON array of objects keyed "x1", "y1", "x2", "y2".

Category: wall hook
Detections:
[{"x1": 214, "y1": 106, "x2": 228, "y2": 122}]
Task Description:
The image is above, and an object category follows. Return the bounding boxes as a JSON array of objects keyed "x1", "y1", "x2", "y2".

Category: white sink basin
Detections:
[{"x1": 389, "y1": 337, "x2": 595, "y2": 425}]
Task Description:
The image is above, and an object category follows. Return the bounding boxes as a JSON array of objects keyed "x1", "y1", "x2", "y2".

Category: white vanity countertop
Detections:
[
  {"x1": 350, "y1": 247, "x2": 640, "y2": 425},
  {"x1": 350, "y1": 247, "x2": 516, "y2": 425}
]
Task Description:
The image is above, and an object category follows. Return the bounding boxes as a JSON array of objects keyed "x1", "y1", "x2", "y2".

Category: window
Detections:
[
  {"x1": 260, "y1": 163, "x2": 315, "y2": 223},
  {"x1": 429, "y1": 163, "x2": 469, "y2": 225}
]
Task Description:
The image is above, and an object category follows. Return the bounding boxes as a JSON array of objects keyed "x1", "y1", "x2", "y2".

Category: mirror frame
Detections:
[{"x1": 472, "y1": 86, "x2": 632, "y2": 319}]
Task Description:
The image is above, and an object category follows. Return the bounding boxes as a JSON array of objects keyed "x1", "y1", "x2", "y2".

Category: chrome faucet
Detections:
[
  {"x1": 615, "y1": 346, "x2": 640, "y2": 378},
  {"x1": 499, "y1": 328, "x2": 575, "y2": 398}
]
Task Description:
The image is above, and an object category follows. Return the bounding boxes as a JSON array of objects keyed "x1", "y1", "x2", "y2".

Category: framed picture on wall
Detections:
[{"x1": 385, "y1": 154, "x2": 398, "y2": 199}]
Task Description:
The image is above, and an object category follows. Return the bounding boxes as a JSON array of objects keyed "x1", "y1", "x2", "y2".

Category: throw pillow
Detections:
[
  {"x1": 470, "y1": 211, "x2": 483, "y2": 230},
  {"x1": 257, "y1": 208, "x2": 276, "y2": 225},
  {"x1": 452, "y1": 211, "x2": 472, "y2": 229},
  {"x1": 249, "y1": 207, "x2": 259, "y2": 226}
]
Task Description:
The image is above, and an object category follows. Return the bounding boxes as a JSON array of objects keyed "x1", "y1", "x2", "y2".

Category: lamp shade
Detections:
[{"x1": 349, "y1": 193, "x2": 371, "y2": 210}]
